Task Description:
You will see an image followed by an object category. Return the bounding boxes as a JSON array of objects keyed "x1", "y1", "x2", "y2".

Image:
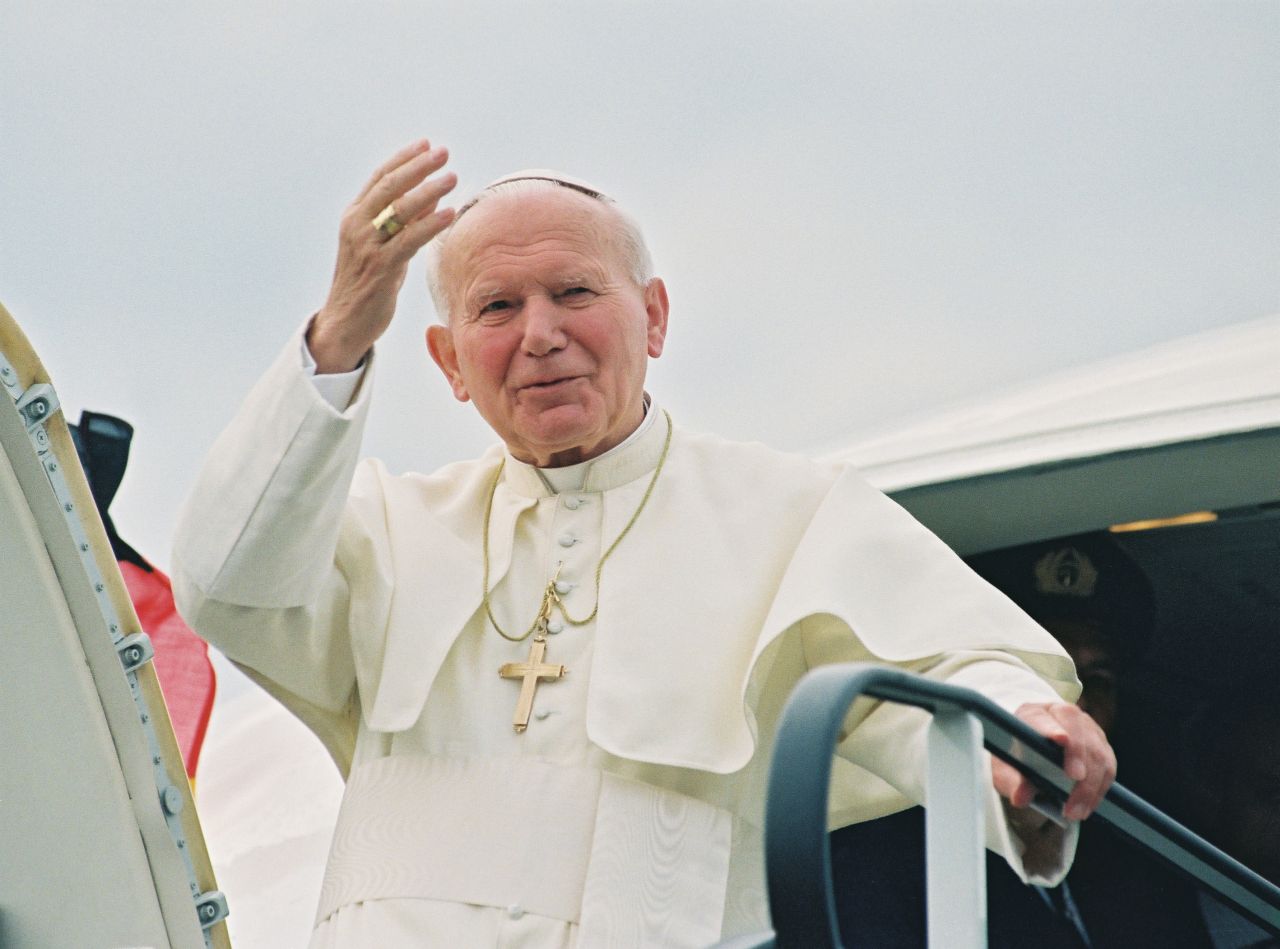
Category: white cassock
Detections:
[{"x1": 172, "y1": 327, "x2": 1083, "y2": 948}]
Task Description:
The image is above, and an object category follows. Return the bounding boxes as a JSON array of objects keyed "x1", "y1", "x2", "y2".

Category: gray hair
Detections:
[{"x1": 424, "y1": 174, "x2": 655, "y2": 322}]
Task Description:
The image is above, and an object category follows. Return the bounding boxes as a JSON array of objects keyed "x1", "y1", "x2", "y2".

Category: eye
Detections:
[
  {"x1": 475, "y1": 299, "x2": 519, "y2": 323},
  {"x1": 559, "y1": 286, "x2": 594, "y2": 302}
]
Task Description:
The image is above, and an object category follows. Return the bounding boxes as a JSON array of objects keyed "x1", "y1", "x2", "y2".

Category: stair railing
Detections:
[{"x1": 713, "y1": 662, "x2": 1280, "y2": 949}]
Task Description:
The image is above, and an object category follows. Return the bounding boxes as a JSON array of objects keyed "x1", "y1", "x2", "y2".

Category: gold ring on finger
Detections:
[{"x1": 372, "y1": 202, "x2": 404, "y2": 239}]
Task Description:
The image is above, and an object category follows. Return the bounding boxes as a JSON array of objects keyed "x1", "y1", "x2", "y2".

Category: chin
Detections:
[{"x1": 515, "y1": 409, "x2": 605, "y2": 457}]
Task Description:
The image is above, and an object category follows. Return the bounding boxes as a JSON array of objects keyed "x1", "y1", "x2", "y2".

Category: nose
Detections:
[{"x1": 520, "y1": 295, "x2": 568, "y2": 357}]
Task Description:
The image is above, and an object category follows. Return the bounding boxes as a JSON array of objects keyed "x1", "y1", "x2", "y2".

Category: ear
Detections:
[
  {"x1": 643, "y1": 277, "x2": 670, "y2": 358},
  {"x1": 426, "y1": 324, "x2": 470, "y2": 402}
]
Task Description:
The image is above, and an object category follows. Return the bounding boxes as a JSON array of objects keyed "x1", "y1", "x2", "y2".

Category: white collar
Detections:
[{"x1": 501, "y1": 398, "x2": 666, "y2": 497}]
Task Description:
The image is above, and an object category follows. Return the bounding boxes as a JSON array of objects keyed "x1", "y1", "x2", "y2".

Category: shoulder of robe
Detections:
[
  {"x1": 669, "y1": 424, "x2": 850, "y2": 498},
  {"x1": 344, "y1": 447, "x2": 507, "y2": 539}
]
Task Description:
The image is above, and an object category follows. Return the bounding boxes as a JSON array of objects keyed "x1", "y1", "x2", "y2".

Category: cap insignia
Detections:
[{"x1": 1034, "y1": 547, "x2": 1099, "y2": 597}]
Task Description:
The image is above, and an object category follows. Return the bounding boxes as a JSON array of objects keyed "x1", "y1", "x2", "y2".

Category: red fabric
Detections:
[{"x1": 119, "y1": 560, "x2": 217, "y2": 778}]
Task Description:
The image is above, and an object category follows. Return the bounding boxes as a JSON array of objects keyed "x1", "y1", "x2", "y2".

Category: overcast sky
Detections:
[{"x1": 3, "y1": 1, "x2": 1276, "y2": 653}]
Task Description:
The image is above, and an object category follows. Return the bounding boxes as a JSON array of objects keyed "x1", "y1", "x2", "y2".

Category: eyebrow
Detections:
[
  {"x1": 467, "y1": 272, "x2": 596, "y2": 307},
  {"x1": 469, "y1": 285, "x2": 511, "y2": 308}
]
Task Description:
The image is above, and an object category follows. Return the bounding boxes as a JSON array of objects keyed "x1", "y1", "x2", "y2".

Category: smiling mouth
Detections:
[{"x1": 522, "y1": 376, "x2": 581, "y2": 391}]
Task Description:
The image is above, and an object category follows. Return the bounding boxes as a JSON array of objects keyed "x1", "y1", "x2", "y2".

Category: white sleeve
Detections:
[
  {"x1": 301, "y1": 334, "x2": 367, "y2": 411},
  {"x1": 171, "y1": 323, "x2": 377, "y2": 769}
]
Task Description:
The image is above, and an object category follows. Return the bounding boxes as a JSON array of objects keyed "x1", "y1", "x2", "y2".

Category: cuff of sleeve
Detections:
[
  {"x1": 987, "y1": 789, "x2": 1080, "y2": 885},
  {"x1": 301, "y1": 318, "x2": 369, "y2": 411},
  {"x1": 940, "y1": 657, "x2": 1080, "y2": 884}
]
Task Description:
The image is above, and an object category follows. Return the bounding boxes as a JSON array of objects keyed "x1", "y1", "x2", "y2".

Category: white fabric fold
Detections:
[
  {"x1": 315, "y1": 756, "x2": 733, "y2": 947},
  {"x1": 316, "y1": 756, "x2": 600, "y2": 926}
]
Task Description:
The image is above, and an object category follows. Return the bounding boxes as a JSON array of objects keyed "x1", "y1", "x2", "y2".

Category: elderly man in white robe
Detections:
[{"x1": 172, "y1": 139, "x2": 1116, "y2": 948}]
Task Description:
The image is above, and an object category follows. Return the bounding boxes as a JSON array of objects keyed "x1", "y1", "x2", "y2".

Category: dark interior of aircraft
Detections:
[
  {"x1": 1111, "y1": 505, "x2": 1280, "y2": 920},
  {"x1": 832, "y1": 504, "x2": 1280, "y2": 949}
]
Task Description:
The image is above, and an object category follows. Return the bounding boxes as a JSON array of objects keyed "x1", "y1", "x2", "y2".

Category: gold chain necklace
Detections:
[{"x1": 481, "y1": 409, "x2": 673, "y2": 643}]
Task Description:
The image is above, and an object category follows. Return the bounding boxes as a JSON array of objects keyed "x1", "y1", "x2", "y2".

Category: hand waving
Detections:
[{"x1": 309, "y1": 140, "x2": 458, "y2": 373}]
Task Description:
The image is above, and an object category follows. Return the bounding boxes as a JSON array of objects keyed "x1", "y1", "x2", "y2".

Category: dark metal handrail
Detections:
[{"x1": 716, "y1": 662, "x2": 1280, "y2": 949}]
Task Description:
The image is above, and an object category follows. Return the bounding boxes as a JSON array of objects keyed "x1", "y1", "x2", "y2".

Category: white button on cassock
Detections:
[
  {"x1": 558, "y1": 533, "x2": 577, "y2": 548},
  {"x1": 547, "y1": 621, "x2": 564, "y2": 634},
  {"x1": 554, "y1": 580, "x2": 573, "y2": 595},
  {"x1": 506, "y1": 903, "x2": 524, "y2": 920},
  {"x1": 564, "y1": 496, "x2": 581, "y2": 510},
  {"x1": 534, "y1": 709, "x2": 551, "y2": 721}
]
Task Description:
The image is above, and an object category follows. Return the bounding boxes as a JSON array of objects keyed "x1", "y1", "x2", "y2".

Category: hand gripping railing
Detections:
[{"x1": 712, "y1": 663, "x2": 1280, "y2": 949}]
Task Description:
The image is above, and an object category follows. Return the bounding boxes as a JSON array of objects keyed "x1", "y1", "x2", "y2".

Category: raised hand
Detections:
[{"x1": 309, "y1": 140, "x2": 458, "y2": 373}]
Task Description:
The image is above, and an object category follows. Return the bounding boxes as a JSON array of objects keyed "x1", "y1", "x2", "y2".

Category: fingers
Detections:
[
  {"x1": 990, "y1": 758, "x2": 1036, "y2": 809},
  {"x1": 1061, "y1": 714, "x2": 1116, "y2": 821},
  {"x1": 391, "y1": 169, "x2": 458, "y2": 235},
  {"x1": 385, "y1": 206, "x2": 457, "y2": 263},
  {"x1": 360, "y1": 145, "x2": 452, "y2": 221},
  {"x1": 356, "y1": 139, "x2": 432, "y2": 202},
  {"x1": 344, "y1": 143, "x2": 457, "y2": 261},
  {"x1": 376, "y1": 171, "x2": 458, "y2": 263},
  {"x1": 1042, "y1": 702, "x2": 1115, "y2": 820},
  {"x1": 1014, "y1": 702, "x2": 1074, "y2": 762},
  {"x1": 1001, "y1": 702, "x2": 1117, "y2": 822}
]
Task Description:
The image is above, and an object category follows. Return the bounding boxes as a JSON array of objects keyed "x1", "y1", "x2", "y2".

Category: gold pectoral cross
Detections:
[
  {"x1": 496, "y1": 572, "x2": 569, "y2": 732},
  {"x1": 498, "y1": 632, "x2": 567, "y2": 732}
]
